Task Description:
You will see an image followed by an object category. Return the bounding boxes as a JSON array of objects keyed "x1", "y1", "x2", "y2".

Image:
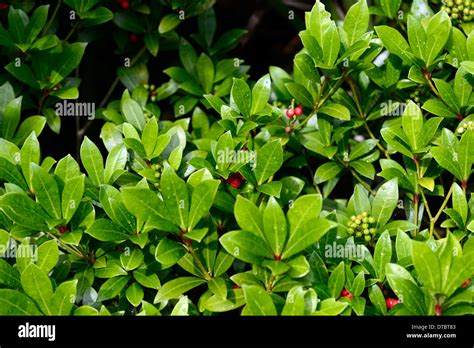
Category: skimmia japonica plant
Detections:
[{"x1": 0, "y1": 0, "x2": 473, "y2": 316}]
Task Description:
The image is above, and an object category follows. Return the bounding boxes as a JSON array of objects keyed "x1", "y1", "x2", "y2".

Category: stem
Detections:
[
  {"x1": 42, "y1": 0, "x2": 62, "y2": 35},
  {"x1": 350, "y1": 168, "x2": 375, "y2": 195},
  {"x1": 64, "y1": 21, "x2": 80, "y2": 41},
  {"x1": 429, "y1": 183, "x2": 454, "y2": 238},
  {"x1": 420, "y1": 189, "x2": 433, "y2": 220},
  {"x1": 187, "y1": 246, "x2": 212, "y2": 281},
  {"x1": 364, "y1": 122, "x2": 391, "y2": 159}
]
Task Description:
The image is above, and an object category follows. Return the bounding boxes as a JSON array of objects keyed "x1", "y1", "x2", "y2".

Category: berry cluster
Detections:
[
  {"x1": 286, "y1": 104, "x2": 303, "y2": 118},
  {"x1": 441, "y1": 0, "x2": 473, "y2": 22},
  {"x1": 457, "y1": 120, "x2": 474, "y2": 135},
  {"x1": 346, "y1": 212, "x2": 376, "y2": 242},
  {"x1": 117, "y1": 0, "x2": 130, "y2": 10},
  {"x1": 144, "y1": 84, "x2": 158, "y2": 102},
  {"x1": 225, "y1": 173, "x2": 245, "y2": 189}
]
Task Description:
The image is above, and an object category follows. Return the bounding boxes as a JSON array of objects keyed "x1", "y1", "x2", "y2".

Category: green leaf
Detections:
[
  {"x1": 37, "y1": 240, "x2": 59, "y2": 274},
  {"x1": 2, "y1": 97, "x2": 21, "y2": 140},
  {"x1": 120, "y1": 248, "x2": 144, "y2": 271},
  {"x1": 430, "y1": 146, "x2": 462, "y2": 180},
  {"x1": 411, "y1": 241, "x2": 441, "y2": 291},
  {"x1": 231, "y1": 78, "x2": 251, "y2": 118},
  {"x1": 263, "y1": 197, "x2": 287, "y2": 257},
  {"x1": 104, "y1": 144, "x2": 127, "y2": 184},
  {"x1": 155, "y1": 238, "x2": 185, "y2": 267},
  {"x1": 375, "y1": 26, "x2": 415, "y2": 64},
  {"x1": 155, "y1": 277, "x2": 206, "y2": 303},
  {"x1": 51, "y1": 279, "x2": 77, "y2": 315},
  {"x1": 159, "y1": 13, "x2": 181, "y2": 34},
  {"x1": 196, "y1": 53, "x2": 214, "y2": 94},
  {"x1": 368, "y1": 284, "x2": 387, "y2": 315},
  {"x1": 344, "y1": 0, "x2": 369, "y2": 46},
  {"x1": 458, "y1": 130, "x2": 474, "y2": 181},
  {"x1": 208, "y1": 277, "x2": 227, "y2": 299},
  {"x1": 283, "y1": 218, "x2": 333, "y2": 259},
  {"x1": 0, "y1": 259, "x2": 21, "y2": 289},
  {"x1": 242, "y1": 285, "x2": 277, "y2": 315},
  {"x1": 98, "y1": 276, "x2": 130, "y2": 301},
  {"x1": 385, "y1": 263, "x2": 427, "y2": 315},
  {"x1": 313, "y1": 298, "x2": 348, "y2": 316},
  {"x1": 80, "y1": 136, "x2": 104, "y2": 186},
  {"x1": 0, "y1": 193, "x2": 48, "y2": 230},
  {"x1": 20, "y1": 132, "x2": 40, "y2": 188},
  {"x1": 314, "y1": 162, "x2": 342, "y2": 184},
  {"x1": 188, "y1": 180, "x2": 219, "y2": 230},
  {"x1": 0, "y1": 289, "x2": 42, "y2": 315},
  {"x1": 307, "y1": 1, "x2": 340, "y2": 68},
  {"x1": 371, "y1": 178, "x2": 398, "y2": 229},
  {"x1": 86, "y1": 219, "x2": 129, "y2": 242},
  {"x1": 30, "y1": 163, "x2": 61, "y2": 220},
  {"x1": 407, "y1": 15, "x2": 426, "y2": 62},
  {"x1": 452, "y1": 183, "x2": 467, "y2": 224},
  {"x1": 319, "y1": 103, "x2": 350, "y2": 121},
  {"x1": 126, "y1": 283, "x2": 144, "y2": 307},
  {"x1": 219, "y1": 230, "x2": 272, "y2": 264},
  {"x1": 251, "y1": 74, "x2": 271, "y2": 115},
  {"x1": 121, "y1": 94, "x2": 146, "y2": 131},
  {"x1": 402, "y1": 101, "x2": 423, "y2": 151},
  {"x1": 255, "y1": 141, "x2": 283, "y2": 186},
  {"x1": 234, "y1": 196, "x2": 265, "y2": 239},
  {"x1": 433, "y1": 79, "x2": 460, "y2": 113},
  {"x1": 328, "y1": 261, "x2": 345, "y2": 298},
  {"x1": 21, "y1": 264, "x2": 53, "y2": 315},
  {"x1": 380, "y1": 0, "x2": 402, "y2": 18},
  {"x1": 160, "y1": 164, "x2": 189, "y2": 229},
  {"x1": 425, "y1": 11, "x2": 451, "y2": 66},
  {"x1": 285, "y1": 82, "x2": 314, "y2": 107},
  {"x1": 373, "y1": 231, "x2": 392, "y2": 281}
]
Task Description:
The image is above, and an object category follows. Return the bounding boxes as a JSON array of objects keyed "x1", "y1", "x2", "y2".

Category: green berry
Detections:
[
  {"x1": 362, "y1": 223, "x2": 369, "y2": 229},
  {"x1": 347, "y1": 221, "x2": 353, "y2": 227},
  {"x1": 362, "y1": 211, "x2": 368, "y2": 217},
  {"x1": 356, "y1": 232, "x2": 362, "y2": 237},
  {"x1": 351, "y1": 215, "x2": 356, "y2": 221},
  {"x1": 363, "y1": 229, "x2": 370, "y2": 235},
  {"x1": 144, "y1": 84, "x2": 149, "y2": 89},
  {"x1": 368, "y1": 217, "x2": 375, "y2": 224},
  {"x1": 458, "y1": 127, "x2": 465, "y2": 134},
  {"x1": 370, "y1": 228, "x2": 376, "y2": 234},
  {"x1": 364, "y1": 235, "x2": 371, "y2": 242},
  {"x1": 355, "y1": 219, "x2": 361, "y2": 225},
  {"x1": 348, "y1": 228, "x2": 354, "y2": 234},
  {"x1": 362, "y1": 217, "x2": 368, "y2": 224}
]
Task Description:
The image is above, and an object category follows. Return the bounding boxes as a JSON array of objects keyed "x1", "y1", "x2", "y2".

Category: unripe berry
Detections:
[
  {"x1": 364, "y1": 235, "x2": 371, "y2": 241},
  {"x1": 356, "y1": 232, "x2": 362, "y2": 237},
  {"x1": 351, "y1": 215, "x2": 356, "y2": 221},
  {"x1": 363, "y1": 229, "x2": 370, "y2": 235},
  {"x1": 368, "y1": 217, "x2": 375, "y2": 224},
  {"x1": 362, "y1": 217, "x2": 368, "y2": 224},
  {"x1": 362, "y1": 223, "x2": 368, "y2": 229},
  {"x1": 362, "y1": 211, "x2": 368, "y2": 217},
  {"x1": 348, "y1": 228, "x2": 354, "y2": 234},
  {"x1": 369, "y1": 228, "x2": 376, "y2": 234}
]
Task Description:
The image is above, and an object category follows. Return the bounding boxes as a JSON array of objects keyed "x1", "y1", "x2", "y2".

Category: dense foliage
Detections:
[{"x1": 0, "y1": 0, "x2": 473, "y2": 316}]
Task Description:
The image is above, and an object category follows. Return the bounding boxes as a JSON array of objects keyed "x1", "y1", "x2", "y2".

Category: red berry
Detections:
[
  {"x1": 385, "y1": 298, "x2": 399, "y2": 309},
  {"x1": 229, "y1": 177, "x2": 241, "y2": 188},
  {"x1": 128, "y1": 33, "x2": 139, "y2": 43},
  {"x1": 119, "y1": 0, "x2": 130, "y2": 10},
  {"x1": 294, "y1": 105, "x2": 303, "y2": 116},
  {"x1": 0, "y1": 3, "x2": 8, "y2": 10},
  {"x1": 461, "y1": 278, "x2": 471, "y2": 288},
  {"x1": 232, "y1": 284, "x2": 241, "y2": 289},
  {"x1": 286, "y1": 108, "x2": 295, "y2": 118},
  {"x1": 340, "y1": 288, "x2": 352, "y2": 299}
]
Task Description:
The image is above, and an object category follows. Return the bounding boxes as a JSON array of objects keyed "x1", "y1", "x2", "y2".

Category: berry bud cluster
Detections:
[
  {"x1": 441, "y1": 0, "x2": 473, "y2": 22},
  {"x1": 457, "y1": 120, "x2": 474, "y2": 135},
  {"x1": 144, "y1": 84, "x2": 158, "y2": 102},
  {"x1": 347, "y1": 211, "x2": 376, "y2": 242}
]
